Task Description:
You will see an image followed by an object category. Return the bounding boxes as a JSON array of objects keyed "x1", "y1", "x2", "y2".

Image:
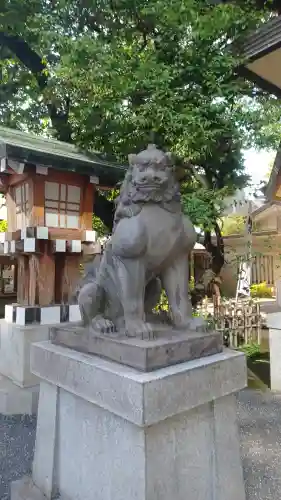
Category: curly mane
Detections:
[{"x1": 113, "y1": 161, "x2": 181, "y2": 230}]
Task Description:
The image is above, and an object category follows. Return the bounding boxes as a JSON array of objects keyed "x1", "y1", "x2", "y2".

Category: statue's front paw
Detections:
[
  {"x1": 189, "y1": 316, "x2": 209, "y2": 332},
  {"x1": 125, "y1": 319, "x2": 154, "y2": 340},
  {"x1": 171, "y1": 311, "x2": 192, "y2": 330},
  {"x1": 91, "y1": 315, "x2": 116, "y2": 335},
  {"x1": 173, "y1": 314, "x2": 208, "y2": 333}
]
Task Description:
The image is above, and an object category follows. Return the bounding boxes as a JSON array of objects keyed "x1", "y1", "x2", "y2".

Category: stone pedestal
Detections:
[
  {"x1": 12, "y1": 340, "x2": 246, "y2": 500},
  {"x1": 52, "y1": 324, "x2": 223, "y2": 371},
  {"x1": 0, "y1": 300, "x2": 82, "y2": 415},
  {"x1": 0, "y1": 319, "x2": 50, "y2": 414},
  {"x1": 0, "y1": 374, "x2": 39, "y2": 415},
  {"x1": 0, "y1": 320, "x2": 50, "y2": 387},
  {"x1": 267, "y1": 311, "x2": 281, "y2": 391},
  {"x1": 276, "y1": 280, "x2": 281, "y2": 308},
  {"x1": 0, "y1": 316, "x2": 71, "y2": 414}
]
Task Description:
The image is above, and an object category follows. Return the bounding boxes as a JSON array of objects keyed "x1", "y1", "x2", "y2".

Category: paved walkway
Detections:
[
  {"x1": 1, "y1": 389, "x2": 281, "y2": 499},
  {"x1": 238, "y1": 389, "x2": 281, "y2": 500}
]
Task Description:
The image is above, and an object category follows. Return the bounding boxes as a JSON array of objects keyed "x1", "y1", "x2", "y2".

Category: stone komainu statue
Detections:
[{"x1": 78, "y1": 144, "x2": 198, "y2": 338}]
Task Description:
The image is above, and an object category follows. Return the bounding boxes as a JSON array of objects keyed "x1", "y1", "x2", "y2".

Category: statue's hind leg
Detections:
[
  {"x1": 78, "y1": 282, "x2": 101, "y2": 326},
  {"x1": 78, "y1": 283, "x2": 116, "y2": 333},
  {"x1": 78, "y1": 282, "x2": 115, "y2": 333}
]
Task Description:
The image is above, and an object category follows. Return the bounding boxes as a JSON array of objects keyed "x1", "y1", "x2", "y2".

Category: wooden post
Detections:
[
  {"x1": 17, "y1": 256, "x2": 29, "y2": 305},
  {"x1": 28, "y1": 245, "x2": 56, "y2": 306},
  {"x1": 81, "y1": 182, "x2": 95, "y2": 230},
  {"x1": 54, "y1": 254, "x2": 65, "y2": 304},
  {"x1": 59, "y1": 255, "x2": 82, "y2": 303},
  {"x1": 30, "y1": 176, "x2": 45, "y2": 227},
  {"x1": 6, "y1": 188, "x2": 16, "y2": 232}
]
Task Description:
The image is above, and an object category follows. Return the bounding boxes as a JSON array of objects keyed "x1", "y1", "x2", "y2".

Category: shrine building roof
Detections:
[
  {"x1": 0, "y1": 126, "x2": 127, "y2": 187},
  {"x1": 239, "y1": 15, "x2": 281, "y2": 97}
]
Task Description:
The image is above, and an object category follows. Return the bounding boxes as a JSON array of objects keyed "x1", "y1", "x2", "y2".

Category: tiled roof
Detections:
[{"x1": 0, "y1": 127, "x2": 127, "y2": 186}]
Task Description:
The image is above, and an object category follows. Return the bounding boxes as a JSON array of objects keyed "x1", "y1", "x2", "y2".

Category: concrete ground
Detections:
[
  {"x1": 1, "y1": 389, "x2": 281, "y2": 500},
  {"x1": 238, "y1": 389, "x2": 281, "y2": 500}
]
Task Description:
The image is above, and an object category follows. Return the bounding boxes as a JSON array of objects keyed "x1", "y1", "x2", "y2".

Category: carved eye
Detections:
[
  {"x1": 138, "y1": 161, "x2": 149, "y2": 172},
  {"x1": 157, "y1": 161, "x2": 166, "y2": 170}
]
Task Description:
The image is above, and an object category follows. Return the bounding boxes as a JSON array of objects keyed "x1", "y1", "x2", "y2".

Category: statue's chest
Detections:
[{"x1": 142, "y1": 206, "x2": 183, "y2": 261}]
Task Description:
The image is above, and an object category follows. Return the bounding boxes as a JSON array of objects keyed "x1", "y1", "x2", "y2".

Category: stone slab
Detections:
[
  {"x1": 14, "y1": 342, "x2": 247, "y2": 500},
  {"x1": 12, "y1": 396, "x2": 246, "y2": 500},
  {"x1": 32, "y1": 382, "x2": 58, "y2": 498},
  {"x1": 30, "y1": 341, "x2": 246, "y2": 426},
  {"x1": 0, "y1": 319, "x2": 50, "y2": 387},
  {"x1": 51, "y1": 324, "x2": 223, "y2": 371},
  {"x1": 0, "y1": 374, "x2": 39, "y2": 415},
  {"x1": 266, "y1": 311, "x2": 281, "y2": 330},
  {"x1": 266, "y1": 312, "x2": 281, "y2": 391}
]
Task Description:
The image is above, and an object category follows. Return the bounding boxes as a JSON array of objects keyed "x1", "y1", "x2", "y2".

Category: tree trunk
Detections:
[{"x1": 93, "y1": 192, "x2": 115, "y2": 231}]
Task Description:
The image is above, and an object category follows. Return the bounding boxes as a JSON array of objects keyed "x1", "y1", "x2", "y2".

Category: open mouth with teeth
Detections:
[{"x1": 136, "y1": 183, "x2": 162, "y2": 189}]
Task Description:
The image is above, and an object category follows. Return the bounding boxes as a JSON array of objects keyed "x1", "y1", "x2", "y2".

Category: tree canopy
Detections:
[
  {"x1": 0, "y1": 0, "x2": 280, "y2": 158},
  {"x1": 1, "y1": 0, "x2": 281, "y2": 299}
]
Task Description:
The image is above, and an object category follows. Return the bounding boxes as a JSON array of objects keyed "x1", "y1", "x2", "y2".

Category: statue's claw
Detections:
[
  {"x1": 188, "y1": 316, "x2": 209, "y2": 332},
  {"x1": 125, "y1": 319, "x2": 155, "y2": 340},
  {"x1": 91, "y1": 315, "x2": 116, "y2": 334},
  {"x1": 173, "y1": 314, "x2": 208, "y2": 333}
]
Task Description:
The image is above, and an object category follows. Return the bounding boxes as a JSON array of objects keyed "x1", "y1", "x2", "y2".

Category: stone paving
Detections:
[
  {"x1": 238, "y1": 389, "x2": 281, "y2": 500},
  {"x1": 1, "y1": 389, "x2": 281, "y2": 500}
]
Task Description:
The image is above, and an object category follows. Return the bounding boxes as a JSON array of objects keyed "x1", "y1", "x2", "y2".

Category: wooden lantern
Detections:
[{"x1": 0, "y1": 127, "x2": 125, "y2": 325}]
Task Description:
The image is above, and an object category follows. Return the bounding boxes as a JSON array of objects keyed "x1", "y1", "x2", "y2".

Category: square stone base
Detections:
[
  {"x1": 52, "y1": 324, "x2": 223, "y2": 371},
  {"x1": 12, "y1": 341, "x2": 246, "y2": 500},
  {"x1": 11, "y1": 477, "x2": 44, "y2": 500},
  {"x1": 0, "y1": 375, "x2": 39, "y2": 415},
  {"x1": 0, "y1": 318, "x2": 45, "y2": 414},
  {"x1": 0, "y1": 319, "x2": 50, "y2": 388},
  {"x1": 0, "y1": 319, "x2": 75, "y2": 415},
  {"x1": 266, "y1": 312, "x2": 281, "y2": 391}
]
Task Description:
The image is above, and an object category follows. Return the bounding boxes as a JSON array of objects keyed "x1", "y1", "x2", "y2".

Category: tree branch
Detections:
[
  {"x1": 0, "y1": 32, "x2": 114, "y2": 224},
  {"x1": 0, "y1": 32, "x2": 47, "y2": 89},
  {"x1": 0, "y1": 32, "x2": 72, "y2": 142}
]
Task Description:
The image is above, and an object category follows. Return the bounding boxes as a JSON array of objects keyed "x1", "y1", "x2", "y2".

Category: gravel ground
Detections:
[
  {"x1": 0, "y1": 415, "x2": 36, "y2": 500},
  {"x1": 1, "y1": 389, "x2": 281, "y2": 500}
]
